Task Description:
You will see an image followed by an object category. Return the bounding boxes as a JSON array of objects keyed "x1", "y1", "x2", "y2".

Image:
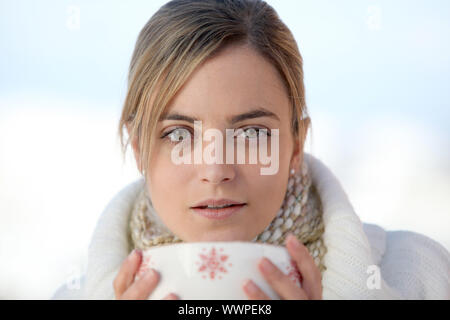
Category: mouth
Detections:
[{"x1": 190, "y1": 203, "x2": 247, "y2": 220}]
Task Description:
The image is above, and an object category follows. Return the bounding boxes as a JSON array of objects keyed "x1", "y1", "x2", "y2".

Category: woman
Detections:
[{"x1": 52, "y1": 0, "x2": 449, "y2": 300}]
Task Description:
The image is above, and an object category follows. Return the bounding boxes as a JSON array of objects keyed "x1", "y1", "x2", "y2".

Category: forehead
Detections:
[{"x1": 163, "y1": 45, "x2": 290, "y2": 121}]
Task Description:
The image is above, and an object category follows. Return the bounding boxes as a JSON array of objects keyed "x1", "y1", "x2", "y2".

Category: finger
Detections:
[
  {"x1": 120, "y1": 268, "x2": 160, "y2": 300},
  {"x1": 163, "y1": 293, "x2": 179, "y2": 300},
  {"x1": 258, "y1": 257, "x2": 308, "y2": 300},
  {"x1": 286, "y1": 234, "x2": 323, "y2": 300},
  {"x1": 113, "y1": 249, "x2": 142, "y2": 298},
  {"x1": 243, "y1": 279, "x2": 271, "y2": 300}
]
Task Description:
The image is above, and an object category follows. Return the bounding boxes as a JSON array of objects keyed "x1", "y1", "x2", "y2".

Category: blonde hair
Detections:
[{"x1": 118, "y1": 0, "x2": 310, "y2": 176}]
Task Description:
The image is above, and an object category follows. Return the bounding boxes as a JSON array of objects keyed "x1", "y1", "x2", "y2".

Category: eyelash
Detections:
[{"x1": 160, "y1": 126, "x2": 272, "y2": 144}]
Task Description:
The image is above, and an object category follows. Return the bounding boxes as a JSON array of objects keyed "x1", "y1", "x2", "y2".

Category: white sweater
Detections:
[{"x1": 51, "y1": 153, "x2": 450, "y2": 299}]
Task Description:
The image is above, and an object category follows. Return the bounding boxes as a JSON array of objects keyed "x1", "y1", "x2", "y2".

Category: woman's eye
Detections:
[
  {"x1": 162, "y1": 128, "x2": 192, "y2": 143},
  {"x1": 235, "y1": 127, "x2": 271, "y2": 139}
]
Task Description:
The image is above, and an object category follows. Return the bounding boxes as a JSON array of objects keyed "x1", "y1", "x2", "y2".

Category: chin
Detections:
[{"x1": 190, "y1": 229, "x2": 252, "y2": 242}]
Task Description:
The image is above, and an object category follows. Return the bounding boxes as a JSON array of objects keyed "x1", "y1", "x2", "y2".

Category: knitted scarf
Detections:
[{"x1": 128, "y1": 160, "x2": 327, "y2": 275}]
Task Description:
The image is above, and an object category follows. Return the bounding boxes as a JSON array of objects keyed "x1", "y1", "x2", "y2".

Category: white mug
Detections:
[{"x1": 134, "y1": 241, "x2": 301, "y2": 300}]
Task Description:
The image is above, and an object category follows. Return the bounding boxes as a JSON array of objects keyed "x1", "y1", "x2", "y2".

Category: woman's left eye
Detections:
[{"x1": 235, "y1": 127, "x2": 271, "y2": 139}]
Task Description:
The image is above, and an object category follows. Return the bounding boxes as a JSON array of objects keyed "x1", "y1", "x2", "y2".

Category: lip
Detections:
[
  {"x1": 191, "y1": 198, "x2": 246, "y2": 208},
  {"x1": 191, "y1": 203, "x2": 246, "y2": 220}
]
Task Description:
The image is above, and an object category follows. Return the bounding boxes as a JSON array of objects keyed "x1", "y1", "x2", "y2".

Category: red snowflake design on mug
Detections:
[
  {"x1": 196, "y1": 247, "x2": 232, "y2": 280},
  {"x1": 285, "y1": 258, "x2": 302, "y2": 286}
]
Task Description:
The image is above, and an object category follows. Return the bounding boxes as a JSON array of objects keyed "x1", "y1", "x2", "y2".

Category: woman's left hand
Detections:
[{"x1": 243, "y1": 233, "x2": 323, "y2": 300}]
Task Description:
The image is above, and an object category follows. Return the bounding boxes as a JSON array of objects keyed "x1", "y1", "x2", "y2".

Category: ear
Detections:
[
  {"x1": 126, "y1": 122, "x2": 143, "y2": 173},
  {"x1": 289, "y1": 117, "x2": 310, "y2": 172}
]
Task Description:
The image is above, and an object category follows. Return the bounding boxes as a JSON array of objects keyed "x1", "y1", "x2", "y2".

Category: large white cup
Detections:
[{"x1": 134, "y1": 241, "x2": 301, "y2": 300}]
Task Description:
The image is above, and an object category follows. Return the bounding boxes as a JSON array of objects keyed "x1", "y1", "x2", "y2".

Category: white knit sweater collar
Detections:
[{"x1": 83, "y1": 153, "x2": 403, "y2": 299}]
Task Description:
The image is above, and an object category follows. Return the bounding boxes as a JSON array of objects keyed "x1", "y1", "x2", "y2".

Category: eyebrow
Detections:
[{"x1": 159, "y1": 107, "x2": 280, "y2": 124}]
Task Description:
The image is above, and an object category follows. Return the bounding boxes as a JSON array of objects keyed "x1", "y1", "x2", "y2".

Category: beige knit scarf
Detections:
[{"x1": 128, "y1": 160, "x2": 327, "y2": 275}]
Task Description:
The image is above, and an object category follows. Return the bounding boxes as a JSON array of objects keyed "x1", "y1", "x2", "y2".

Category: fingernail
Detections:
[
  {"x1": 244, "y1": 279, "x2": 258, "y2": 294},
  {"x1": 287, "y1": 234, "x2": 300, "y2": 249},
  {"x1": 285, "y1": 233, "x2": 293, "y2": 245},
  {"x1": 168, "y1": 293, "x2": 179, "y2": 300},
  {"x1": 144, "y1": 268, "x2": 157, "y2": 279},
  {"x1": 260, "y1": 257, "x2": 275, "y2": 273},
  {"x1": 134, "y1": 249, "x2": 142, "y2": 258}
]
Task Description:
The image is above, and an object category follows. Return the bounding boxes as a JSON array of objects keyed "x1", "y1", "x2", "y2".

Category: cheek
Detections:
[
  {"x1": 146, "y1": 162, "x2": 191, "y2": 214},
  {"x1": 248, "y1": 173, "x2": 289, "y2": 220}
]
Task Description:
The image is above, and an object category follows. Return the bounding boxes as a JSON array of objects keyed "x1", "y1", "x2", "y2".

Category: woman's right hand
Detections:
[{"x1": 113, "y1": 249, "x2": 179, "y2": 300}]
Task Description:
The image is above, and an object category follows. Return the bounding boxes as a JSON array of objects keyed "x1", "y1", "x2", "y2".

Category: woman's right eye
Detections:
[{"x1": 162, "y1": 127, "x2": 192, "y2": 144}]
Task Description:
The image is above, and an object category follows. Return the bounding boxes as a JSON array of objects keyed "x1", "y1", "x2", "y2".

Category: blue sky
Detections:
[{"x1": 1, "y1": 0, "x2": 449, "y2": 134}]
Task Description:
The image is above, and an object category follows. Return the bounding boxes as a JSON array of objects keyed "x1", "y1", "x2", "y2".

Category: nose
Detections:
[{"x1": 198, "y1": 163, "x2": 236, "y2": 185}]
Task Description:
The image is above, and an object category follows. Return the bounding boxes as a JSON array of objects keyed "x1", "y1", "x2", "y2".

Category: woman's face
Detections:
[{"x1": 131, "y1": 44, "x2": 304, "y2": 242}]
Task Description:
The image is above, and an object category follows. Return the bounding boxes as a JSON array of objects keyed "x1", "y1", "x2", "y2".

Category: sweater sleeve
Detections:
[
  {"x1": 51, "y1": 178, "x2": 144, "y2": 300},
  {"x1": 379, "y1": 230, "x2": 450, "y2": 299}
]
